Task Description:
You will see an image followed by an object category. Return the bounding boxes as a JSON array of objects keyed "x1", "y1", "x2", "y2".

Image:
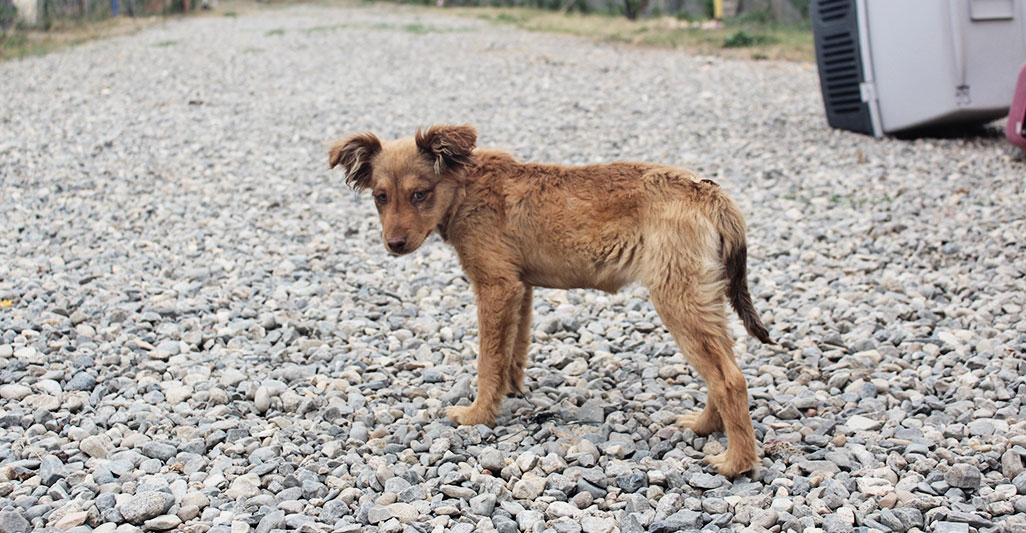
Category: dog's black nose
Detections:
[{"x1": 387, "y1": 237, "x2": 407, "y2": 253}]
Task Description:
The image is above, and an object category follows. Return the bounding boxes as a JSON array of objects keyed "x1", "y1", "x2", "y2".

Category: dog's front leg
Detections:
[{"x1": 446, "y1": 281, "x2": 525, "y2": 427}]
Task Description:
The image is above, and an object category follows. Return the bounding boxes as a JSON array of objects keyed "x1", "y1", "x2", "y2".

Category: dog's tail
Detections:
[{"x1": 715, "y1": 199, "x2": 775, "y2": 345}]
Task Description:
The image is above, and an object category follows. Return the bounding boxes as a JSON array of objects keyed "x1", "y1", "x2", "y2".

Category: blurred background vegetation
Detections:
[{"x1": 1, "y1": 0, "x2": 812, "y2": 61}]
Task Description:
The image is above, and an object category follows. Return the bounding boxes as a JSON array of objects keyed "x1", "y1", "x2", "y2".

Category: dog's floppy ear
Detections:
[
  {"x1": 328, "y1": 132, "x2": 382, "y2": 191},
  {"x1": 415, "y1": 124, "x2": 477, "y2": 175}
]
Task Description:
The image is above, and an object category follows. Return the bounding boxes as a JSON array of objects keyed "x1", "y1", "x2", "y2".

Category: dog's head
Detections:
[{"x1": 329, "y1": 124, "x2": 476, "y2": 255}]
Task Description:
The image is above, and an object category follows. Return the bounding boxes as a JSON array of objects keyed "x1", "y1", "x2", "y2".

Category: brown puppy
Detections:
[{"x1": 329, "y1": 124, "x2": 774, "y2": 476}]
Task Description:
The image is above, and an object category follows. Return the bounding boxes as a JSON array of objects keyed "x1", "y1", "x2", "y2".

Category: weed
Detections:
[
  {"x1": 304, "y1": 23, "x2": 350, "y2": 32},
  {"x1": 265, "y1": 28, "x2": 284, "y2": 36},
  {"x1": 723, "y1": 29, "x2": 775, "y2": 48}
]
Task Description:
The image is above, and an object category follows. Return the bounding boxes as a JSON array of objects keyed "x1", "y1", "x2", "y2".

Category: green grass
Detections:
[
  {"x1": 303, "y1": 23, "x2": 351, "y2": 32},
  {"x1": 363, "y1": 20, "x2": 472, "y2": 33},
  {"x1": 154, "y1": 39, "x2": 178, "y2": 47},
  {"x1": 265, "y1": 28, "x2": 285, "y2": 36}
]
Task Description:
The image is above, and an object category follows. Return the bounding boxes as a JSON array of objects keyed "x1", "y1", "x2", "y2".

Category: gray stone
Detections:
[
  {"x1": 80, "y1": 435, "x2": 110, "y2": 458},
  {"x1": 367, "y1": 505, "x2": 392, "y2": 524},
  {"x1": 144, "y1": 514, "x2": 182, "y2": 530},
  {"x1": 891, "y1": 507, "x2": 924, "y2": 530},
  {"x1": 439, "y1": 485, "x2": 475, "y2": 500},
  {"x1": 688, "y1": 472, "x2": 723, "y2": 489},
  {"x1": 440, "y1": 377, "x2": 473, "y2": 404},
  {"x1": 621, "y1": 513, "x2": 645, "y2": 533},
  {"x1": 479, "y1": 446, "x2": 505, "y2": 474},
  {"x1": 254, "y1": 386, "x2": 271, "y2": 413},
  {"x1": 256, "y1": 510, "x2": 286, "y2": 533},
  {"x1": 650, "y1": 511, "x2": 701, "y2": 533},
  {"x1": 492, "y1": 514, "x2": 518, "y2": 533},
  {"x1": 470, "y1": 493, "x2": 496, "y2": 516},
  {"x1": 616, "y1": 471, "x2": 647, "y2": 493},
  {"x1": 967, "y1": 419, "x2": 995, "y2": 437},
  {"x1": 65, "y1": 372, "x2": 97, "y2": 391},
  {"x1": 512, "y1": 473, "x2": 547, "y2": 499},
  {"x1": 397, "y1": 485, "x2": 426, "y2": 503},
  {"x1": 117, "y1": 491, "x2": 175, "y2": 524},
  {"x1": 1004, "y1": 450, "x2": 1025, "y2": 480},
  {"x1": 577, "y1": 399, "x2": 606, "y2": 423},
  {"x1": 822, "y1": 512, "x2": 851, "y2": 533},
  {"x1": 39, "y1": 455, "x2": 67, "y2": 486},
  {"x1": 933, "y1": 521, "x2": 969, "y2": 533},
  {"x1": 945, "y1": 464, "x2": 982, "y2": 490},
  {"x1": 0, "y1": 510, "x2": 30, "y2": 533},
  {"x1": 1015, "y1": 471, "x2": 1026, "y2": 494},
  {"x1": 141, "y1": 441, "x2": 177, "y2": 462},
  {"x1": 322, "y1": 500, "x2": 350, "y2": 523},
  {"x1": 517, "y1": 510, "x2": 544, "y2": 531}
]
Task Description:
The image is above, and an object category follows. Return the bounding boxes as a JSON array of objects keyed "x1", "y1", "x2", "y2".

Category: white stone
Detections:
[
  {"x1": 511, "y1": 473, "x2": 546, "y2": 500},
  {"x1": 224, "y1": 473, "x2": 260, "y2": 499}
]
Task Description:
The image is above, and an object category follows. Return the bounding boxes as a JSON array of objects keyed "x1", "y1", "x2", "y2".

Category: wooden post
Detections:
[{"x1": 714, "y1": 0, "x2": 722, "y2": 19}]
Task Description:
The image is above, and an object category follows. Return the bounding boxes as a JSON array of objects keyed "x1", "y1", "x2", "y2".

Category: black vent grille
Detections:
[
  {"x1": 820, "y1": 32, "x2": 862, "y2": 114},
  {"x1": 812, "y1": 0, "x2": 873, "y2": 135},
  {"x1": 817, "y1": 0, "x2": 849, "y2": 22}
]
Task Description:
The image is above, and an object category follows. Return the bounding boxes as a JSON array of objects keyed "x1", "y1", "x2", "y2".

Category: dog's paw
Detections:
[
  {"x1": 706, "y1": 452, "x2": 757, "y2": 478},
  {"x1": 676, "y1": 410, "x2": 723, "y2": 436},
  {"x1": 446, "y1": 405, "x2": 496, "y2": 427}
]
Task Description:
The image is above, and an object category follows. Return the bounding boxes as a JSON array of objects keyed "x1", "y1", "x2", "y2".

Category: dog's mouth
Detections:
[{"x1": 383, "y1": 236, "x2": 424, "y2": 256}]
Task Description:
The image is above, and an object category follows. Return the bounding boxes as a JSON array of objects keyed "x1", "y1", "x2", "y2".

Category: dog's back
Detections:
[{"x1": 451, "y1": 150, "x2": 770, "y2": 343}]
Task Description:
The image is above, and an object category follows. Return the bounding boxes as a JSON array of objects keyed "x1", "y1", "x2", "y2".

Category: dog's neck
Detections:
[{"x1": 436, "y1": 186, "x2": 466, "y2": 243}]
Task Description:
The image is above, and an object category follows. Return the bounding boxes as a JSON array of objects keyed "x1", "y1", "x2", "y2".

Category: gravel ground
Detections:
[{"x1": 1, "y1": 4, "x2": 1025, "y2": 533}]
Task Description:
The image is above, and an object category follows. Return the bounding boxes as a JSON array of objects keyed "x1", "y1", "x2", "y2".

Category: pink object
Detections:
[{"x1": 1008, "y1": 61, "x2": 1026, "y2": 150}]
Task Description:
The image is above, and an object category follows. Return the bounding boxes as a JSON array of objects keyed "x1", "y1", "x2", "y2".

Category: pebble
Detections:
[
  {"x1": 688, "y1": 472, "x2": 723, "y2": 490},
  {"x1": 0, "y1": 510, "x2": 30, "y2": 533},
  {"x1": 255, "y1": 511, "x2": 285, "y2": 533},
  {"x1": 470, "y1": 493, "x2": 497, "y2": 516},
  {"x1": 581, "y1": 516, "x2": 616, "y2": 533},
  {"x1": 0, "y1": 384, "x2": 32, "y2": 400},
  {"x1": 53, "y1": 511, "x2": 89, "y2": 530},
  {"x1": 479, "y1": 447, "x2": 505, "y2": 474},
  {"x1": 144, "y1": 515, "x2": 182, "y2": 531},
  {"x1": 39, "y1": 455, "x2": 68, "y2": 486},
  {"x1": 117, "y1": 492, "x2": 175, "y2": 524},
  {"x1": 945, "y1": 464, "x2": 982, "y2": 490},
  {"x1": 1003, "y1": 450, "x2": 1024, "y2": 480},
  {"x1": 79, "y1": 435, "x2": 110, "y2": 458},
  {"x1": 512, "y1": 473, "x2": 547, "y2": 500}
]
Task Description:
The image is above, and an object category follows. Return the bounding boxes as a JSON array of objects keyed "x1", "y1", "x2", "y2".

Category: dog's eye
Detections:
[
  {"x1": 411, "y1": 191, "x2": 428, "y2": 202},
  {"x1": 375, "y1": 193, "x2": 387, "y2": 205}
]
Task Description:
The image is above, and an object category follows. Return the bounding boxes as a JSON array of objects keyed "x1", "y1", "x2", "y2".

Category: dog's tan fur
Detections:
[{"x1": 329, "y1": 124, "x2": 773, "y2": 476}]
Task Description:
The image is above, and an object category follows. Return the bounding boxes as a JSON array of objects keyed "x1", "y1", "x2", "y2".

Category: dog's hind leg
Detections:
[
  {"x1": 647, "y1": 272, "x2": 758, "y2": 477},
  {"x1": 504, "y1": 286, "x2": 533, "y2": 398}
]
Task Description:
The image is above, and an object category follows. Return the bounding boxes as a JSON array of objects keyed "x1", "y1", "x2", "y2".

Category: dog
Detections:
[{"x1": 328, "y1": 124, "x2": 774, "y2": 476}]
